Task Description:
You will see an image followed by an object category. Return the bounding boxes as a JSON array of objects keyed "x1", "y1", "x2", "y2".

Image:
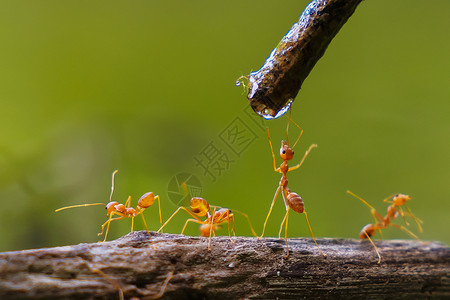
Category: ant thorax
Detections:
[{"x1": 280, "y1": 161, "x2": 289, "y2": 174}]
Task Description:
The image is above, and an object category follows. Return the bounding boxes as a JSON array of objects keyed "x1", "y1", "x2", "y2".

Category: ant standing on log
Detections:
[
  {"x1": 260, "y1": 116, "x2": 325, "y2": 258},
  {"x1": 347, "y1": 190, "x2": 423, "y2": 263},
  {"x1": 158, "y1": 187, "x2": 257, "y2": 250},
  {"x1": 55, "y1": 170, "x2": 162, "y2": 247}
]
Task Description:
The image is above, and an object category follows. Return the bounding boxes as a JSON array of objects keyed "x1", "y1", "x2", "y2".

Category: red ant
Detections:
[
  {"x1": 158, "y1": 195, "x2": 257, "y2": 250},
  {"x1": 55, "y1": 170, "x2": 162, "y2": 247},
  {"x1": 347, "y1": 190, "x2": 423, "y2": 263},
  {"x1": 260, "y1": 117, "x2": 325, "y2": 258}
]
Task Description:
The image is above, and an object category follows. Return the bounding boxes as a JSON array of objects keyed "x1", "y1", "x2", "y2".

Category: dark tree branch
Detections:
[
  {"x1": 245, "y1": 0, "x2": 364, "y2": 119},
  {"x1": 0, "y1": 232, "x2": 449, "y2": 299}
]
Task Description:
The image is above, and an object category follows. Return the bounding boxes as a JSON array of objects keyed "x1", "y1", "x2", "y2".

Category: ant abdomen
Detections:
[
  {"x1": 190, "y1": 197, "x2": 210, "y2": 217},
  {"x1": 287, "y1": 192, "x2": 304, "y2": 213},
  {"x1": 360, "y1": 224, "x2": 376, "y2": 239},
  {"x1": 138, "y1": 192, "x2": 155, "y2": 208},
  {"x1": 200, "y1": 224, "x2": 211, "y2": 237}
]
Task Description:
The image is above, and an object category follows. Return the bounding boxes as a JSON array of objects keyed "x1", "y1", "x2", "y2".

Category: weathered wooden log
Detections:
[{"x1": 0, "y1": 232, "x2": 448, "y2": 299}]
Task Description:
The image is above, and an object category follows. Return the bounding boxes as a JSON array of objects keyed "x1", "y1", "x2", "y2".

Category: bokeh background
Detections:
[{"x1": 0, "y1": 0, "x2": 448, "y2": 252}]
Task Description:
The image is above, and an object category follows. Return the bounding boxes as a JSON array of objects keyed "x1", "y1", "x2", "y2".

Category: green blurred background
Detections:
[{"x1": 0, "y1": 0, "x2": 448, "y2": 252}]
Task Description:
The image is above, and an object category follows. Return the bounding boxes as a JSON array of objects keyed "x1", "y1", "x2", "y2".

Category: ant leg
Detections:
[
  {"x1": 347, "y1": 190, "x2": 384, "y2": 223},
  {"x1": 304, "y1": 211, "x2": 326, "y2": 257},
  {"x1": 403, "y1": 205, "x2": 423, "y2": 232},
  {"x1": 157, "y1": 207, "x2": 202, "y2": 233},
  {"x1": 102, "y1": 213, "x2": 114, "y2": 242},
  {"x1": 123, "y1": 196, "x2": 134, "y2": 232},
  {"x1": 236, "y1": 75, "x2": 249, "y2": 89},
  {"x1": 208, "y1": 207, "x2": 217, "y2": 250},
  {"x1": 181, "y1": 218, "x2": 202, "y2": 235},
  {"x1": 125, "y1": 196, "x2": 132, "y2": 208},
  {"x1": 227, "y1": 215, "x2": 232, "y2": 240},
  {"x1": 140, "y1": 212, "x2": 156, "y2": 249},
  {"x1": 260, "y1": 185, "x2": 282, "y2": 238},
  {"x1": 370, "y1": 209, "x2": 384, "y2": 239},
  {"x1": 363, "y1": 230, "x2": 382, "y2": 264},
  {"x1": 212, "y1": 209, "x2": 235, "y2": 241},
  {"x1": 278, "y1": 187, "x2": 290, "y2": 239},
  {"x1": 277, "y1": 184, "x2": 291, "y2": 254},
  {"x1": 231, "y1": 217, "x2": 237, "y2": 237},
  {"x1": 390, "y1": 223, "x2": 420, "y2": 240},
  {"x1": 376, "y1": 223, "x2": 384, "y2": 240},
  {"x1": 288, "y1": 144, "x2": 317, "y2": 172},
  {"x1": 99, "y1": 213, "x2": 126, "y2": 242},
  {"x1": 284, "y1": 208, "x2": 290, "y2": 258},
  {"x1": 223, "y1": 211, "x2": 236, "y2": 242},
  {"x1": 227, "y1": 214, "x2": 236, "y2": 243},
  {"x1": 278, "y1": 210, "x2": 288, "y2": 239},
  {"x1": 155, "y1": 195, "x2": 163, "y2": 228},
  {"x1": 231, "y1": 209, "x2": 257, "y2": 237},
  {"x1": 98, "y1": 215, "x2": 125, "y2": 237},
  {"x1": 266, "y1": 128, "x2": 280, "y2": 172},
  {"x1": 397, "y1": 207, "x2": 411, "y2": 227},
  {"x1": 231, "y1": 215, "x2": 237, "y2": 237}
]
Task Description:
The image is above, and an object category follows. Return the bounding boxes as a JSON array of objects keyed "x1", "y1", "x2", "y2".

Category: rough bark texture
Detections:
[{"x1": 0, "y1": 232, "x2": 449, "y2": 299}]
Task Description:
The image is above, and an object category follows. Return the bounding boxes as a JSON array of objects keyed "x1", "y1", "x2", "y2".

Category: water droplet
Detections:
[{"x1": 257, "y1": 99, "x2": 293, "y2": 120}]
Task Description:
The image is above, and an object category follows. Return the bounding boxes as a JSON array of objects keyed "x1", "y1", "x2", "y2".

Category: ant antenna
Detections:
[
  {"x1": 55, "y1": 170, "x2": 119, "y2": 212},
  {"x1": 110, "y1": 170, "x2": 118, "y2": 202},
  {"x1": 55, "y1": 202, "x2": 105, "y2": 212},
  {"x1": 285, "y1": 113, "x2": 304, "y2": 149},
  {"x1": 226, "y1": 208, "x2": 257, "y2": 237},
  {"x1": 346, "y1": 190, "x2": 384, "y2": 222},
  {"x1": 286, "y1": 109, "x2": 292, "y2": 146}
]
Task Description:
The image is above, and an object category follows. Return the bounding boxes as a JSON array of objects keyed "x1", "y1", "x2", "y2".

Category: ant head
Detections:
[
  {"x1": 280, "y1": 140, "x2": 294, "y2": 161},
  {"x1": 138, "y1": 192, "x2": 155, "y2": 208},
  {"x1": 190, "y1": 197, "x2": 210, "y2": 217},
  {"x1": 392, "y1": 194, "x2": 411, "y2": 206},
  {"x1": 105, "y1": 201, "x2": 119, "y2": 214},
  {"x1": 214, "y1": 208, "x2": 232, "y2": 219}
]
